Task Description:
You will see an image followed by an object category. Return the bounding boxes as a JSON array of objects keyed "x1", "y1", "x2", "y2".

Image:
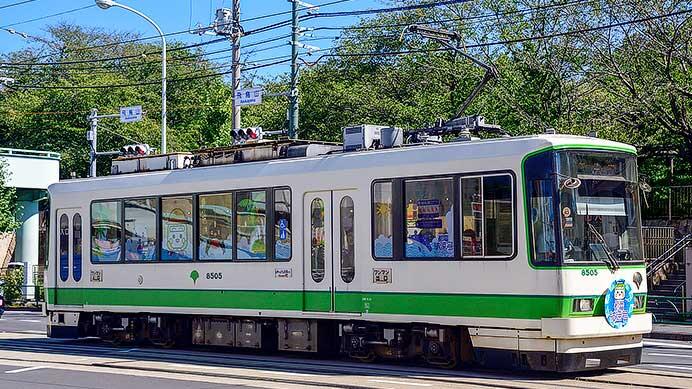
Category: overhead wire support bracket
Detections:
[{"x1": 406, "y1": 24, "x2": 499, "y2": 118}]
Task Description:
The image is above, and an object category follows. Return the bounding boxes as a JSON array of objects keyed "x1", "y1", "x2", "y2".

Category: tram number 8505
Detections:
[
  {"x1": 581, "y1": 269, "x2": 598, "y2": 277},
  {"x1": 206, "y1": 272, "x2": 223, "y2": 280}
]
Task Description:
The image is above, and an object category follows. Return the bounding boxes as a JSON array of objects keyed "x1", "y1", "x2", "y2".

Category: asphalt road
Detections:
[
  {"x1": 0, "y1": 310, "x2": 45, "y2": 334},
  {"x1": 2, "y1": 311, "x2": 692, "y2": 388}
]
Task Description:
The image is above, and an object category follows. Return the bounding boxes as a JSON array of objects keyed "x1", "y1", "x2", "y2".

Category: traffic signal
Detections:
[
  {"x1": 120, "y1": 144, "x2": 151, "y2": 156},
  {"x1": 231, "y1": 127, "x2": 263, "y2": 144}
]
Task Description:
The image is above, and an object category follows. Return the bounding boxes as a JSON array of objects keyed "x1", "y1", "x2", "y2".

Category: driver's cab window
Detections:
[{"x1": 525, "y1": 151, "x2": 558, "y2": 265}]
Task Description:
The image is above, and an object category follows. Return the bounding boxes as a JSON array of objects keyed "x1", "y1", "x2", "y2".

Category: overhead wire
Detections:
[
  {"x1": 8, "y1": 57, "x2": 291, "y2": 89},
  {"x1": 0, "y1": 3, "x2": 96, "y2": 28},
  {"x1": 0, "y1": 0, "x2": 39, "y2": 11}
]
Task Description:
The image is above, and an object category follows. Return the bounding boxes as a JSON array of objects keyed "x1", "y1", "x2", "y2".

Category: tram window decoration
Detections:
[
  {"x1": 199, "y1": 193, "x2": 233, "y2": 260},
  {"x1": 161, "y1": 196, "x2": 193, "y2": 261},
  {"x1": 372, "y1": 181, "x2": 393, "y2": 258},
  {"x1": 91, "y1": 201, "x2": 122, "y2": 262},
  {"x1": 405, "y1": 178, "x2": 455, "y2": 258},
  {"x1": 236, "y1": 191, "x2": 267, "y2": 260},
  {"x1": 274, "y1": 189, "x2": 292, "y2": 260},
  {"x1": 124, "y1": 198, "x2": 158, "y2": 261}
]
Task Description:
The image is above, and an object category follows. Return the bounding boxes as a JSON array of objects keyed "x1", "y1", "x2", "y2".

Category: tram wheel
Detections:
[{"x1": 350, "y1": 351, "x2": 377, "y2": 363}]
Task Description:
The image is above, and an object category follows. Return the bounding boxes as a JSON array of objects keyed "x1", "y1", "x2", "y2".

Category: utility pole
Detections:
[
  {"x1": 231, "y1": 0, "x2": 241, "y2": 130},
  {"x1": 288, "y1": 0, "x2": 299, "y2": 139},
  {"x1": 192, "y1": 5, "x2": 243, "y2": 130},
  {"x1": 86, "y1": 108, "x2": 134, "y2": 177},
  {"x1": 88, "y1": 109, "x2": 99, "y2": 178}
]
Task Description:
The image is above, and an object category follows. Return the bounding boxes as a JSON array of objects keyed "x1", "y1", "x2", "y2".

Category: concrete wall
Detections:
[{"x1": 1, "y1": 148, "x2": 60, "y2": 300}]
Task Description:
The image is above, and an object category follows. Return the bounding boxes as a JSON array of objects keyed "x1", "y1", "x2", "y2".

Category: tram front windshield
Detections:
[{"x1": 557, "y1": 151, "x2": 643, "y2": 263}]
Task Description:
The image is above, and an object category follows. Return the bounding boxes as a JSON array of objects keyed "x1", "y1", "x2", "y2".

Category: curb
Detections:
[{"x1": 645, "y1": 332, "x2": 692, "y2": 342}]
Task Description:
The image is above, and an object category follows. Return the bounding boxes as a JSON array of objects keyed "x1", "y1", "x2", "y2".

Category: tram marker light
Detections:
[{"x1": 573, "y1": 298, "x2": 594, "y2": 313}]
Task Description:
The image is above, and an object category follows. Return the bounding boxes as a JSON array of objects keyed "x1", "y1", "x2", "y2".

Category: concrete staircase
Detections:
[{"x1": 648, "y1": 256, "x2": 687, "y2": 322}]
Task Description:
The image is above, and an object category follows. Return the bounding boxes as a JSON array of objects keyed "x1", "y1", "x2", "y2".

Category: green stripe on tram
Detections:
[{"x1": 46, "y1": 288, "x2": 646, "y2": 319}]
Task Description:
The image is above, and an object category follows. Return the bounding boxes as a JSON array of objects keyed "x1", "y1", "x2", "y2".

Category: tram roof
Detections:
[{"x1": 48, "y1": 134, "x2": 636, "y2": 198}]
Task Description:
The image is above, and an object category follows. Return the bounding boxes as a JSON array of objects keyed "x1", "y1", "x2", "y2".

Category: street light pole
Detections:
[{"x1": 95, "y1": 0, "x2": 167, "y2": 154}]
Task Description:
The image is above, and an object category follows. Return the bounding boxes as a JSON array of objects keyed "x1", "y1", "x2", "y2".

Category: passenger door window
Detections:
[
  {"x1": 339, "y1": 196, "x2": 355, "y2": 283},
  {"x1": 59, "y1": 214, "x2": 69, "y2": 282},
  {"x1": 72, "y1": 214, "x2": 82, "y2": 282},
  {"x1": 310, "y1": 198, "x2": 326, "y2": 282}
]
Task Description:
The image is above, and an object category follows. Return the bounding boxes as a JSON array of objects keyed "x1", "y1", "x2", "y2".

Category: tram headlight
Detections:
[
  {"x1": 572, "y1": 298, "x2": 594, "y2": 313},
  {"x1": 634, "y1": 295, "x2": 646, "y2": 310}
]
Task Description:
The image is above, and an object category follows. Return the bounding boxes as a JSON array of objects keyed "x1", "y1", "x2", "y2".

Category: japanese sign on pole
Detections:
[
  {"x1": 119, "y1": 105, "x2": 143, "y2": 123},
  {"x1": 235, "y1": 87, "x2": 263, "y2": 106}
]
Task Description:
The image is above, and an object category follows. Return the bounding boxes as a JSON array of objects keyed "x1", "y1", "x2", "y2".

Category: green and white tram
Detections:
[{"x1": 45, "y1": 132, "x2": 651, "y2": 372}]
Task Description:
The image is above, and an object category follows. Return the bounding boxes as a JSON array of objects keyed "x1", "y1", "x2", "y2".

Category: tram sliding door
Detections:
[{"x1": 303, "y1": 190, "x2": 358, "y2": 313}]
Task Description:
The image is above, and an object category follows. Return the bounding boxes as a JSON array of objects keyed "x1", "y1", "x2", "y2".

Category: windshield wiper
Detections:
[{"x1": 587, "y1": 223, "x2": 620, "y2": 271}]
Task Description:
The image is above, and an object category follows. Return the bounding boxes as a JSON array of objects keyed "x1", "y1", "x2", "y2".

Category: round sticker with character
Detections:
[{"x1": 604, "y1": 279, "x2": 634, "y2": 329}]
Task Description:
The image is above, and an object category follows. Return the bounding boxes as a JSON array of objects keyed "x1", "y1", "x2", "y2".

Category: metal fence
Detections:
[
  {"x1": 642, "y1": 226, "x2": 676, "y2": 260},
  {"x1": 644, "y1": 185, "x2": 692, "y2": 219}
]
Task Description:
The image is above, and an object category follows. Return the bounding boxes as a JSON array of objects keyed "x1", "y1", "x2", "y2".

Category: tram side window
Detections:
[
  {"x1": 405, "y1": 178, "x2": 455, "y2": 258},
  {"x1": 199, "y1": 193, "x2": 233, "y2": 261},
  {"x1": 124, "y1": 198, "x2": 158, "y2": 261},
  {"x1": 236, "y1": 190, "x2": 267, "y2": 260},
  {"x1": 91, "y1": 201, "x2": 122, "y2": 262},
  {"x1": 274, "y1": 189, "x2": 292, "y2": 260},
  {"x1": 525, "y1": 151, "x2": 559, "y2": 265},
  {"x1": 483, "y1": 175, "x2": 513, "y2": 256},
  {"x1": 372, "y1": 181, "x2": 393, "y2": 258},
  {"x1": 161, "y1": 196, "x2": 194, "y2": 261},
  {"x1": 461, "y1": 178, "x2": 483, "y2": 256}
]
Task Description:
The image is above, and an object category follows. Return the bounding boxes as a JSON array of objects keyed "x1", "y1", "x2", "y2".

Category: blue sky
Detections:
[{"x1": 0, "y1": 0, "x2": 382, "y2": 79}]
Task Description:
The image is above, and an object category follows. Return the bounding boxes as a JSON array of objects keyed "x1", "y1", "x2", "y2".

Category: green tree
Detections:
[
  {"x1": 0, "y1": 24, "x2": 232, "y2": 178},
  {"x1": 0, "y1": 161, "x2": 20, "y2": 233}
]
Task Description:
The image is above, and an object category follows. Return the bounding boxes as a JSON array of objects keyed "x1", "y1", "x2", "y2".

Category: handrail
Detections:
[
  {"x1": 0, "y1": 147, "x2": 61, "y2": 159},
  {"x1": 647, "y1": 234, "x2": 692, "y2": 277}
]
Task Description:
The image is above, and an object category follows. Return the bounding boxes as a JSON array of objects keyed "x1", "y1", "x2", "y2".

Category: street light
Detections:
[{"x1": 95, "y1": 0, "x2": 167, "y2": 154}]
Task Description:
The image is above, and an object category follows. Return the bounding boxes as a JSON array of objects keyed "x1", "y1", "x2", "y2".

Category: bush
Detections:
[{"x1": 1, "y1": 268, "x2": 24, "y2": 304}]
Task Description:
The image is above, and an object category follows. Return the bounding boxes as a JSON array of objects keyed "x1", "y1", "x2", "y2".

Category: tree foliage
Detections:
[
  {"x1": 0, "y1": 24, "x2": 232, "y2": 178},
  {"x1": 0, "y1": 161, "x2": 20, "y2": 233},
  {"x1": 1, "y1": 1, "x2": 691, "y2": 186}
]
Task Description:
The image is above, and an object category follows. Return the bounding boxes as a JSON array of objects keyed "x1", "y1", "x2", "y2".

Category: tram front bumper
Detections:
[
  {"x1": 541, "y1": 313, "x2": 652, "y2": 339},
  {"x1": 471, "y1": 313, "x2": 651, "y2": 372}
]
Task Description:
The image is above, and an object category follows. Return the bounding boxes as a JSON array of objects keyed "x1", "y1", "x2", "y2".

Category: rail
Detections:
[{"x1": 646, "y1": 234, "x2": 692, "y2": 278}]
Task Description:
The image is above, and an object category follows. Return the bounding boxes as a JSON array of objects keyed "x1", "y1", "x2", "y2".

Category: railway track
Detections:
[{"x1": 0, "y1": 333, "x2": 689, "y2": 389}]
